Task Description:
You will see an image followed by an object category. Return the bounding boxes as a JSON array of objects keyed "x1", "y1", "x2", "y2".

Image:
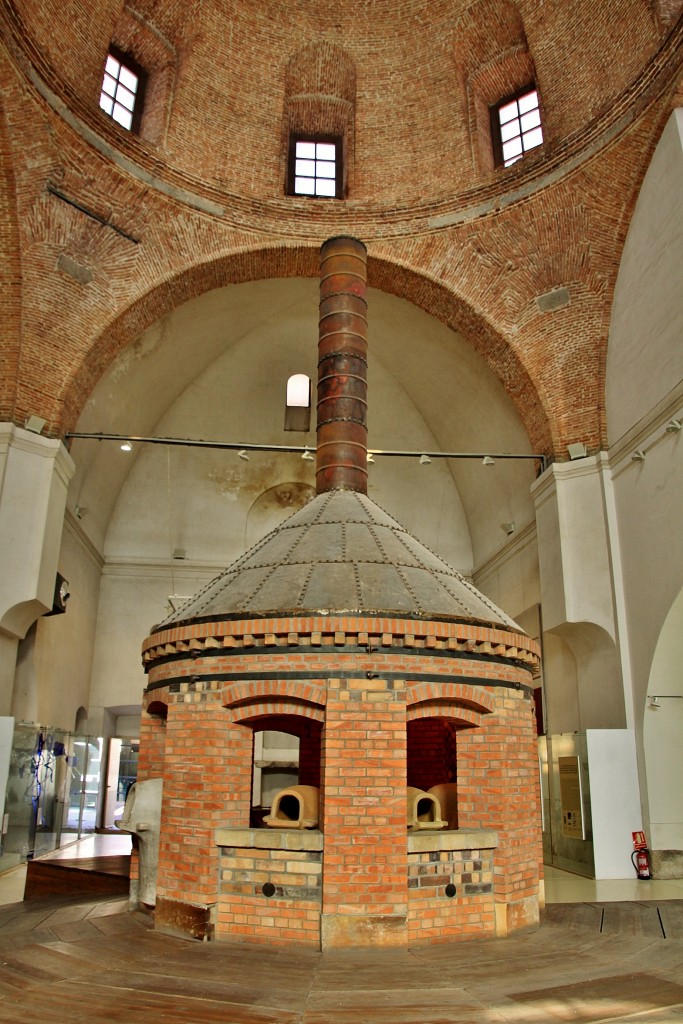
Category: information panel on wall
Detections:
[{"x1": 558, "y1": 755, "x2": 585, "y2": 839}]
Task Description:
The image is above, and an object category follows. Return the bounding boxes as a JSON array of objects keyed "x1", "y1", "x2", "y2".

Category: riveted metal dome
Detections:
[{"x1": 155, "y1": 488, "x2": 521, "y2": 631}]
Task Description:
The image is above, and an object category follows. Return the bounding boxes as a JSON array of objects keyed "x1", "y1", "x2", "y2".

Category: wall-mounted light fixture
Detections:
[
  {"x1": 482, "y1": 456, "x2": 495, "y2": 466},
  {"x1": 631, "y1": 450, "x2": 646, "y2": 462},
  {"x1": 567, "y1": 443, "x2": 587, "y2": 460},
  {"x1": 301, "y1": 448, "x2": 314, "y2": 462},
  {"x1": 366, "y1": 453, "x2": 375, "y2": 464},
  {"x1": 501, "y1": 521, "x2": 516, "y2": 536},
  {"x1": 419, "y1": 454, "x2": 431, "y2": 465},
  {"x1": 74, "y1": 505, "x2": 88, "y2": 519},
  {"x1": 648, "y1": 694, "x2": 682, "y2": 709},
  {"x1": 237, "y1": 449, "x2": 250, "y2": 461},
  {"x1": 120, "y1": 440, "x2": 133, "y2": 452},
  {"x1": 665, "y1": 419, "x2": 682, "y2": 433},
  {"x1": 44, "y1": 572, "x2": 70, "y2": 616},
  {"x1": 24, "y1": 415, "x2": 47, "y2": 434}
]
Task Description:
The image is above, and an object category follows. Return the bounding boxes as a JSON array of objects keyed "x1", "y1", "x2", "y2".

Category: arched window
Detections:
[{"x1": 285, "y1": 373, "x2": 311, "y2": 431}]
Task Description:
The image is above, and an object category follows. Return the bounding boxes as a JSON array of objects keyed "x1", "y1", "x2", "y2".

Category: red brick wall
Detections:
[
  {"x1": 217, "y1": 843, "x2": 322, "y2": 946},
  {"x1": 320, "y1": 676, "x2": 408, "y2": 948},
  {"x1": 155, "y1": 700, "x2": 253, "y2": 910},
  {"x1": 407, "y1": 842, "x2": 496, "y2": 943},
  {"x1": 457, "y1": 688, "x2": 542, "y2": 932},
  {"x1": 137, "y1": 701, "x2": 167, "y2": 782}
]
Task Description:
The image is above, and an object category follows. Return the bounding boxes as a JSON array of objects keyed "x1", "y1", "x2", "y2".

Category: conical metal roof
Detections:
[{"x1": 156, "y1": 489, "x2": 521, "y2": 631}]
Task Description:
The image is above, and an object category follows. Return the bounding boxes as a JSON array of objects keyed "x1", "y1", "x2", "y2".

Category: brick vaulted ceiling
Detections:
[{"x1": 0, "y1": 0, "x2": 681, "y2": 464}]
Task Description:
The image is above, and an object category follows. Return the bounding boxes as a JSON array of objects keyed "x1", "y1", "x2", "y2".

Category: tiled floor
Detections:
[
  {"x1": 544, "y1": 864, "x2": 683, "y2": 903},
  {"x1": 0, "y1": 865, "x2": 25, "y2": 906}
]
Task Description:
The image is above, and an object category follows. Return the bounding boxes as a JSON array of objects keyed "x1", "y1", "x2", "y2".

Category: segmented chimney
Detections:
[{"x1": 316, "y1": 236, "x2": 368, "y2": 494}]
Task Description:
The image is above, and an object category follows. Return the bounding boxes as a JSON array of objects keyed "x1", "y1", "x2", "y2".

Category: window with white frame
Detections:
[
  {"x1": 492, "y1": 87, "x2": 543, "y2": 167},
  {"x1": 99, "y1": 49, "x2": 145, "y2": 132},
  {"x1": 288, "y1": 137, "x2": 342, "y2": 198}
]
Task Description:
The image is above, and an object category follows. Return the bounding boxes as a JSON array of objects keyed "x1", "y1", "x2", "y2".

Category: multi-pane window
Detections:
[
  {"x1": 289, "y1": 137, "x2": 341, "y2": 198},
  {"x1": 492, "y1": 88, "x2": 543, "y2": 167},
  {"x1": 99, "y1": 50, "x2": 144, "y2": 132}
]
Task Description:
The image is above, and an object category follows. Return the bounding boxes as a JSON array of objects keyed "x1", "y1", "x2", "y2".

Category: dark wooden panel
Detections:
[{"x1": 24, "y1": 860, "x2": 129, "y2": 901}]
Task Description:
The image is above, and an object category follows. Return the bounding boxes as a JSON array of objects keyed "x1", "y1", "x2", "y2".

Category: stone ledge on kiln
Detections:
[
  {"x1": 408, "y1": 829, "x2": 498, "y2": 854},
  {"x1": 215, "y1": 826, "x2": 324, "y2": 851}
]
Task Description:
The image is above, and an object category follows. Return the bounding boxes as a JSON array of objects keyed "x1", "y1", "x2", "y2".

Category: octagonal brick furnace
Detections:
[{"x1": 138, "y1": 237, "x2": 542, "y2": 948}]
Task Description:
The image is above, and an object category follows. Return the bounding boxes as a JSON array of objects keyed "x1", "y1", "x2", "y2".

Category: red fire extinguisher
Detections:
[{"x1": 631, "y1": 831, "x2": 652, "y2": 880}]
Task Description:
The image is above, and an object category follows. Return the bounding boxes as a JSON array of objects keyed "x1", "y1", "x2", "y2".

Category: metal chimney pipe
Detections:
[{"x1": 316, "y1": 236, "x2": 368, "y2": 494}]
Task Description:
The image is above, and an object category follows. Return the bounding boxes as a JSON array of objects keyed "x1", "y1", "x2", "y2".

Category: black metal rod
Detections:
[{"x1": 64, "y1": 431, "x2": 546, "y2": 469}]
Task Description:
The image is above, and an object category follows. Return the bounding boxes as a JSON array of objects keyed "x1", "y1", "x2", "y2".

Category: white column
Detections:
[
  {"x1": 0, "y1": 424, "x2": 74, "y2": 713},
  {"x1": 531, "y1": 455, "x2": 626, "y2": 732}
]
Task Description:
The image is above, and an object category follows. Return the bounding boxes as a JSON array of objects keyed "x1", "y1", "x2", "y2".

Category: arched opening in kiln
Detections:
[
  {"x1": 245, "y1": 715, "x2": 322, "y2": 828},
  {"x1": 407, "y1": 717, "x2": 459, "y2": 830}
]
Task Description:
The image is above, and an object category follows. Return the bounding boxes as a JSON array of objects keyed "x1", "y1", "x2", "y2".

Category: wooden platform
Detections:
[
  {"x1": 23, "y1": 855, "x2": 130, "y2": 900},
  {"x1": 22, "y1": 834, "x2": 131, "y2": 901},
  {"x1": 0, "y1": 896, "x2": 682, "y2": 1022}
]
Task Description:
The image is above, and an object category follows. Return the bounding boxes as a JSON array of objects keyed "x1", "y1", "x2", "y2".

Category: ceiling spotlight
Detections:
[
  {"x1": 567, "y1": 443, "x2": 587, "y2": 460},
  {"x1": 665, "y1": 419, "x2": 682, "y2": 433},
  {"x1": 237, "y1": 449, "x2": 250, "y2": 461},
  {"x1": 367, "y1": 453, "x2": 375, "y2": 463},
  {"x1": 419, "y1": 454, "x2": 431, "y2": 465},
  {"x1": 631, "y1": 450, "x2": 646, "y2": 462},
  {"x1": 301, "y1": 448, "x2": 314, "y2": 462},
  {"x1": 24, "y1": 415, "x2": 47, "y2": 434},
  {"x1": 648, "y1": 696, "x2": 661, "y2": 709},
  {"x1": 482, "y1": 456, "x2": 495, "y2": 466},
  {"x1": 120, "y1": 440, "x2": 133, "y2": 452},
  {"x1": 501, "y1": 521, "x2": 516, "y2": 536}
]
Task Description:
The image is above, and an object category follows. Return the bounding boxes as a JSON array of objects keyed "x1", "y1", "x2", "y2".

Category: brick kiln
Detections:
[{"x1": 136, "y1": 237, "x2": 542, "y2": 948}]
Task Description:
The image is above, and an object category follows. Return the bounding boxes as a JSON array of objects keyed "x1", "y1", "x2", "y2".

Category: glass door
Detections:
[
  {"x1": 64, "y1": 736, "x2": 103, "y2": 837},
  {"x1": 102, "y1": 738, "x2": 139, "y2": 828}
]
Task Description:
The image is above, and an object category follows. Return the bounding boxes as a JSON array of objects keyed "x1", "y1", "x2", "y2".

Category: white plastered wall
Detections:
[
  {"x1": 531, "y1": 455, "x2": 625, "y2": 733},
  {"x1": 606, "y1": 109, "x2": 683, "y2": 852}
]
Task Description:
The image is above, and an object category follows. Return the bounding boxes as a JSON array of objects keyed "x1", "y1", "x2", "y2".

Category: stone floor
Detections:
[{"x1": 0, "y1": 892, "x2": 682, "y2": 1023}]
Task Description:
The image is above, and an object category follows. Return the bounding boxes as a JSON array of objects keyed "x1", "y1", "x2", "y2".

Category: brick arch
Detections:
[
  {"x1": 221, "y1": 677, "x2": 326, "y2": 711},
  {"x1": 226, "y1": 700, "x2": 325, "y2": 725},
  {"x1": 146, "y1": 699, "x2": 169, "y2": 719},
  {"x1": 60, "y1": 242, "x2": 553, "y2": 456},
  {"x1": 406, "y1": 680, "x2": 495, "y2": 715},
  {"x1": 406, "y1": 704, "x2": 485, "y2": 727}
]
